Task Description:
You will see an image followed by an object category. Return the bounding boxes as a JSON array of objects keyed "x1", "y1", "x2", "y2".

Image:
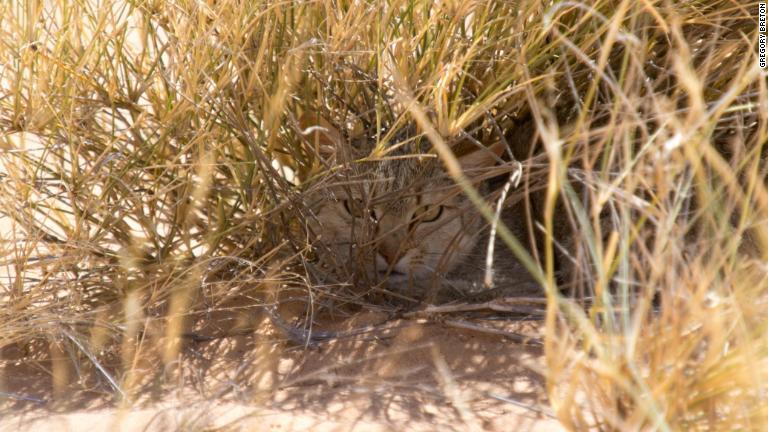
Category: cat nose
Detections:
[
  {"x1": 377, "y1": 244, "x2": 399, "y2": 265},
  {"x1": 376, "y1": 250, "x2": 412, "y2": 275}
]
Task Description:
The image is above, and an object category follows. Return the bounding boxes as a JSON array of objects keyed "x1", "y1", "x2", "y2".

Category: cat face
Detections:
[
  {"x1": 307, "y1": 164, "x2": 479, "y2": 288},
  {"x1": 302, "y1": 116, "x2": 503, "y2": 289}
]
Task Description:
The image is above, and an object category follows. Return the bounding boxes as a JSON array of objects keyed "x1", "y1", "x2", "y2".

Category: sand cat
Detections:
[{"x1": 302, "y1": 115, "x2": 535, "y2": 298}]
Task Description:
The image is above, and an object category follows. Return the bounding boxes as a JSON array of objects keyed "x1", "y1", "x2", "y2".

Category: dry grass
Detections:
[{"x1": 1, "y1": 0, "x2": 767, "y2": 430}]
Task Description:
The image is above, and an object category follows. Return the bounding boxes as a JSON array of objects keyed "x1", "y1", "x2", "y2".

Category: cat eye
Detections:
[
  {"x1": 342, "y1": 198, "x2": 376, "y2": 220},
  {"x1": 413, "y1": 204, "x2": 443, "y2": 223}
]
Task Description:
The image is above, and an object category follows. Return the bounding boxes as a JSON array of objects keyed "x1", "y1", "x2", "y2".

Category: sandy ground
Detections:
[
  {"x1": 1, "y1": 284, "x2": 562, "y2": 431},
  {"x1": 1, "y1": 321, "x2": 561, "y2": 432}
]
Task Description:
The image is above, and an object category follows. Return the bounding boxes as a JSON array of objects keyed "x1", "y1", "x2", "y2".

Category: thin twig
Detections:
[
  {"x1": 486, "y1": 392, "x2": 557, "y2": 419},
  {"x1": 0, "y1": 391, "x2": 46, "y2": 404},
  {"x1": 61, "y1": 328, "x2": 125, "y2": 398},
  {"x1": 485, "y1": 165, "x2": 522, "y2": 288},
  {"x1": 403, "y1": 297, "x2": 547, "y2": 318},
  {"x1": 443, "y1": 319, "x2": 543, "y2": 346}
]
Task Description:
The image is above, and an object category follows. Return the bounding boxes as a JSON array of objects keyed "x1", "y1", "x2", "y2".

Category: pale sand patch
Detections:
[
  {"x1": 2, "y1": 310, "x2": 562, "y2": 431},
  {"x1": 3, "y1": 400, "x2": 563, "y2": 432}
]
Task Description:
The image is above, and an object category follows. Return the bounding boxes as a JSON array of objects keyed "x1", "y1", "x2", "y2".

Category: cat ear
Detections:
[
  {"x1": 299, "y1": 113, "x2": 343, "y2": 157},
  {"x1": 457, "y1": 141, "x2": 506, "y2": 171}
]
